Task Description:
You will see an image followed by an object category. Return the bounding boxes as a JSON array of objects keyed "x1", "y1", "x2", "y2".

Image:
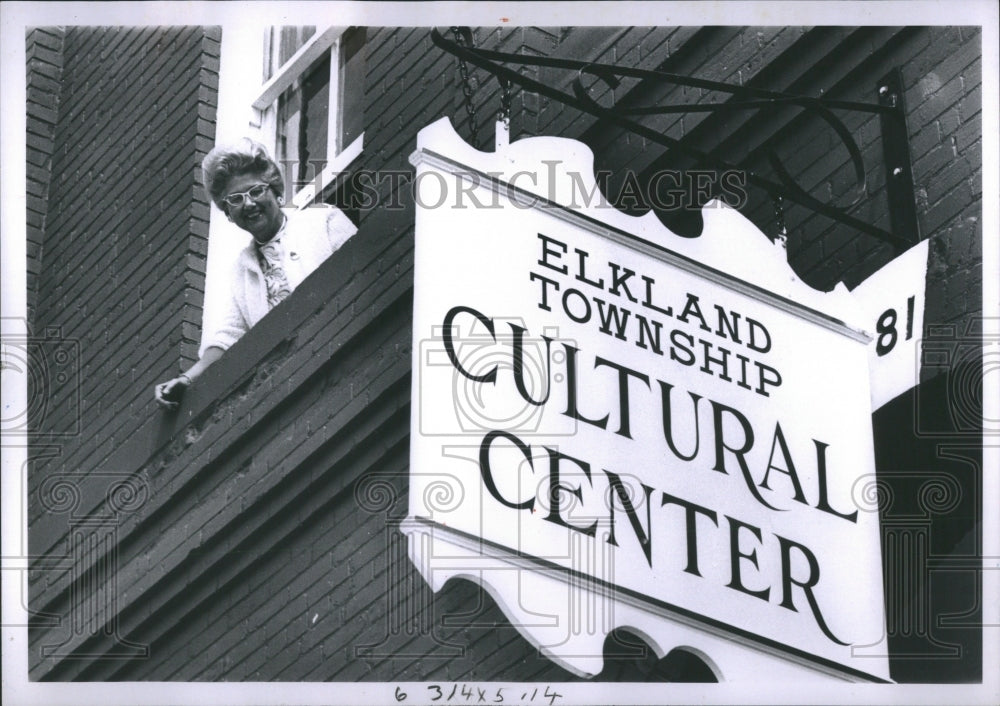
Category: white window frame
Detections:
[{"x1": 254, "y1": 25, "x2": 364, "y2": 208}]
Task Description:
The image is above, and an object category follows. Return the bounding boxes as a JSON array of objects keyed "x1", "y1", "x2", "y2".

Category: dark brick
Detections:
[
  {"x1": 913, "y1": 75, "x2": 967, "y2": 128},
  {"x1": 923, "y1": 155, "x2": 977, "y2": 206},
  {"x1": 959, "y1": 82, "x2": 982, "y2": 123}
]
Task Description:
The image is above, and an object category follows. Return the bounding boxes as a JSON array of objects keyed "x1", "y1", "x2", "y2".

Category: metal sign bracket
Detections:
[
  {"x1": 433, "y1": 29, "x2": 924, "y2": 255},
  {"x1": 877, "y1": 68, "x2": 921, "y2": 251}
]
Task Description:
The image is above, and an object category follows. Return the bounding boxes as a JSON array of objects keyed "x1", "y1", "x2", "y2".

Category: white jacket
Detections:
[{"x1": 202, "y1": 206, "x2": 357, "y2": 353}]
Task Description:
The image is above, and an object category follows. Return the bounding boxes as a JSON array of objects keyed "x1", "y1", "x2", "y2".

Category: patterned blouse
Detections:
[{"x1": 255, "y1": 219, "x2": 293, "y2": 309}]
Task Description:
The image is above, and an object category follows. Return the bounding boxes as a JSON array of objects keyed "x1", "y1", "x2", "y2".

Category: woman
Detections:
[{"x1": 155, "y1": 139, "x2": 356, "y2": 409}]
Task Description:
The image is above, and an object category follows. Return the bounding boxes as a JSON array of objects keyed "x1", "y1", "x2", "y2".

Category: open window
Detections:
[
  {"x1": 254, "y1": 26, "x2": 366, "y2": 207},
  {"x1": 199, "y1": 24, "x2": 366, "y2": 359}
]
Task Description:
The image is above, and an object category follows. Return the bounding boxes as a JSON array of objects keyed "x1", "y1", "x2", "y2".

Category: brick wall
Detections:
[
  {"x1": 912, "y1": 28, "x2": 982, "y2": 330},
  {"x1": 28, "y1": 25, "x2": 981, "y2": 683},
  {"x1": 26, "y1": 27, "x2": 65, "y2": 322},
  {"x1": 27, "y1": 26, "x2": 220, "y2": 542}
]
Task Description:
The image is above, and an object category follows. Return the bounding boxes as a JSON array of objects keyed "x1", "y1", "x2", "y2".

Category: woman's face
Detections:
[{"x1": 223, "y1": 172, "x2": 285, "y2": 242}]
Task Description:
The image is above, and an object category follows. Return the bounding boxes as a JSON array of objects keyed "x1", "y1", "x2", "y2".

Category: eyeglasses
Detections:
[{"x1": 223, "y1": 183, "x2": 271, "y2": 208}]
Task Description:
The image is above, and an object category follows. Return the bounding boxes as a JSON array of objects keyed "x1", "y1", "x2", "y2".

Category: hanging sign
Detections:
[
  {"x1": 405, "y1": 117, "x2": 889, "y2": 681},
  {"x1": 853, "y1": 239, "x2": 929, "y2": 410}
]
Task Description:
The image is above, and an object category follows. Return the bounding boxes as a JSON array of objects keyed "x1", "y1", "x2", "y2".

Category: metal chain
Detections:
[
  {"x1": 450, "y1": 27, "x2": 479, "y2": 149},
  {"x1": 499, "y1": 78, "x2": 512, "y2": 127},
  {"x1": 772, "y1": 195, "x2": 788, "y2": 246}
]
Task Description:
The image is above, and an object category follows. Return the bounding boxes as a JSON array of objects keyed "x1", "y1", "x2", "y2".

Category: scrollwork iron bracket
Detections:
[{"x1": 432, "y1": 28, "x2": 920, "y2": 254}]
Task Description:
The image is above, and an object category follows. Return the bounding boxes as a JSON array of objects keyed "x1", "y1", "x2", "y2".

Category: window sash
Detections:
[
  {"x1": 252, "y1": 26, "x2": 345, "y2": 113},
  {"x1": 290, "y1": 133, "x2": 364, "y2": 208},
  {"x1": 255, "y1": 25, "x2": 363, "y2": 205}
]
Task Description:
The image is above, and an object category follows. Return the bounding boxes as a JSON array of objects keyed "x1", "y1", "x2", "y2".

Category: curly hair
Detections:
[{"x1": 201, "y1": 138, "x2": 285, "y2": 212}]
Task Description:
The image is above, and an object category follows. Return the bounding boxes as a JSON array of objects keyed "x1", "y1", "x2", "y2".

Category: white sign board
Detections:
[
  {"x1": 406, "y1": 118, "x2": 889, "y2": 682},
  {"x1": 854, "y1": 239, "x2": 929, "y2": 410}
]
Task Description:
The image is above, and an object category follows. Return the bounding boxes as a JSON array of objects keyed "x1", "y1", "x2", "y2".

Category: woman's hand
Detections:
[
  {"x1": 155, "y1": 374, "x2": 192, "y2": 410},
  {"x1": 154, "y1": 348, "x2": 222, "y2": 411}
]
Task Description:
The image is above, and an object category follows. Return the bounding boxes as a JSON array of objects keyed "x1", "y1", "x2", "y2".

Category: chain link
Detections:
[
  {"x1": 772, "y1": 195, "x2": 788, "y2": 245},
  {"x1": 499, "y1": 78, "x2": 512, "y2": 127},
  {"x1": 450, "y1": 27, "x2": 479, "y2": 149}
]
